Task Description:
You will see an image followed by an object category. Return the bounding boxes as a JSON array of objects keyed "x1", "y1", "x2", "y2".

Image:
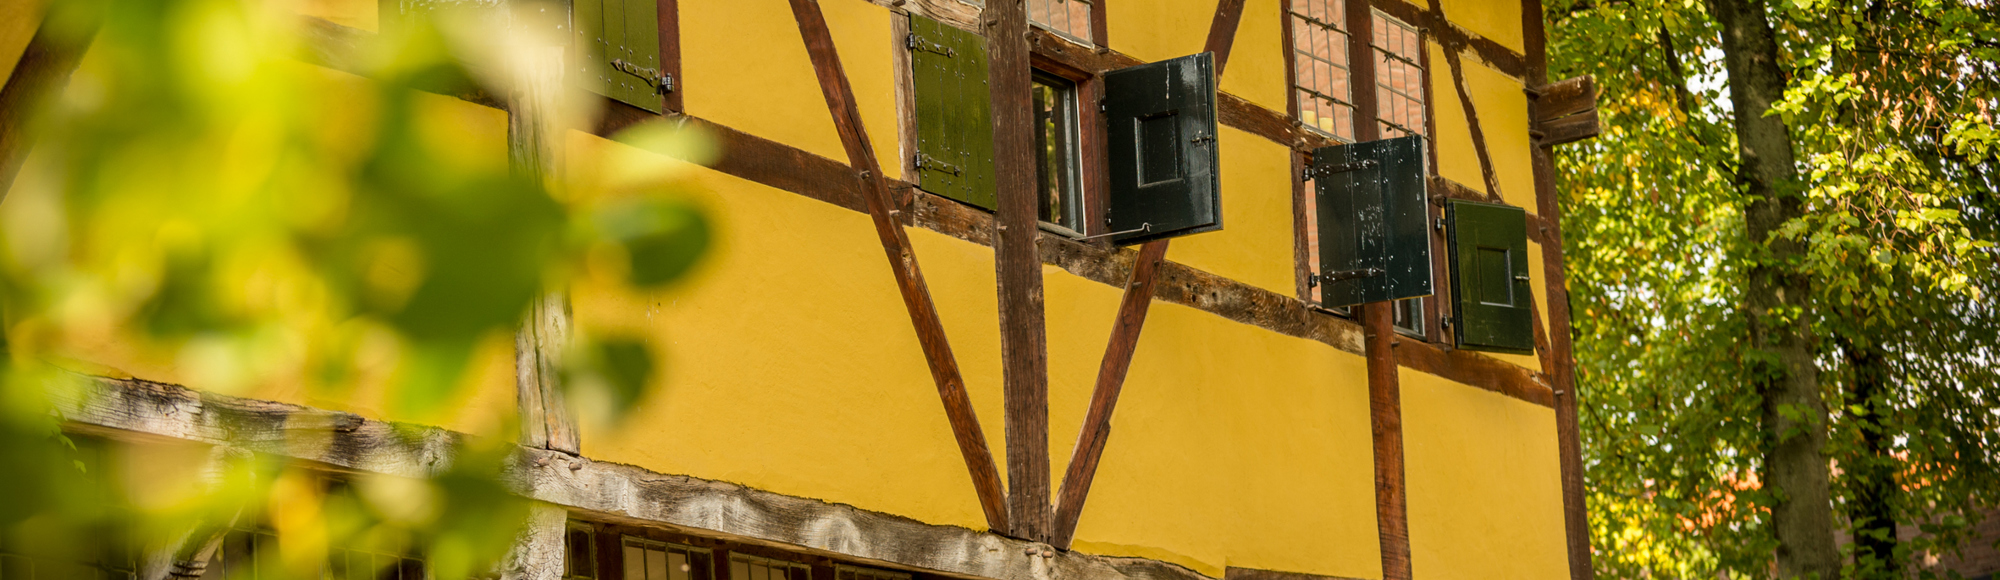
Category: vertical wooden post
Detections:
[
  {"x1": 511, "y1": 5, "x2": 580, "y2": 455},
  {"x1": 500, "y1": 503, "x2": 569, "y2": 580},
  {"x1": 1521, "y1": 0, "x2": 1595, "y2": 576},
  {"x1": 0, "y1": 6, "x2": 98, "y2": 202},
  {"x1": 985, "y1": 0, "x2": 1053, "y2": 544}
]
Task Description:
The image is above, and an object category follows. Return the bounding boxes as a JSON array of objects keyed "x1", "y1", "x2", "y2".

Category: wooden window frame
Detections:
[{"x1": 1028, "y1": 54, "x2": 1109, "y2": 238}]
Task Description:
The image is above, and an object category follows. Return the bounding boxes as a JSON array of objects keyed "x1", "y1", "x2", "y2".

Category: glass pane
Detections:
[
  {"x1": 646, "y1": 549, "x2": 667, "y2": 580},
  {"x1": 668, "y1": 553, "x2": 687, "y2": 580},
  {"x1": 625, "y1": 546, "x2": 646, "y2": 580},
  {"x1": 730, "y1": 560, "x2": 748, "y2": 580}
]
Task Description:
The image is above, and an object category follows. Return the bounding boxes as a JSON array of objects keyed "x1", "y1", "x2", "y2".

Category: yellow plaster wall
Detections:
[
  {"x1": 1105, "y1": 0, "x2": 1210, "y2": 62},
  {"x1": 570, "y1": 129, "x2": 1382, "y2": 579},
  {"x1": 1171, "y1": 127, "x2": 1298, "y2": 296},
  {"x1": 1220, "y1": 0, "x2": 1290, "y2": 114},
  {"x1": 300, "y1": 0, "x2": 378, "y2": 32},
  {"x1": 1434, "y1": 0, "x2": 1524, "y2": 54},
  {"x1": 1402, "y1": 371, "x2": 1569, "y2": 580},
  {"x1": 1427, "y1": 44, "x2": 1534, "y2": 211},
  {"x1": 682, "y1": 0, "x2": 903, "y2": 180}
]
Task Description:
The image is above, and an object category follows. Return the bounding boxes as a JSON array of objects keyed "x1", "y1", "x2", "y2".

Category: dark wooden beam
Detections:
[
  {"x1": 1202, "y1": 0, "x2": 1249, "y2": 75},
  {"x1": 786, "y1": 0, "x2": 1010, "y2": 533},
  {"x1": 1050, "y1": 240, "x2": 1168, "y2": 550},
  {"x1": 984, "y1": 0, "x2": 1054, "y2": 544},
  {"x1": 1522, "y1": 0, "x2": 1595, "y2": 575},
  {"x1": 1224, "y1": 567, "x2": 1368, "y2": 580},
  {"x1": 1363, "y1": 304, "x2": 1412, "y2": 580},
  {"x1": 658, "y1": 0, "x2": 683, "y2": 112},
  {"x1": 0, "y1": 9, "x2": 98, "y2": 202},
  {"x1": 1369, "y1": 0, "x2": 1525, "y2": 79}
]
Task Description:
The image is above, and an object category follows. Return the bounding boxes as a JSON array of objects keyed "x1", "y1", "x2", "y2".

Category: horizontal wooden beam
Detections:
[
  {"x1": 55, "y1": 377, "x2": 1216, "y2": 580},
  {"x1": 298, "y1": 16, "x2": 1556, "y2": 410},
  {"x1": 1224, "y1": 568, "x2": 1367, "y2": 580}
]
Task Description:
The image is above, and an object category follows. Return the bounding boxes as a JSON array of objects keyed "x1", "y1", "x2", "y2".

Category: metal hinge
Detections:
[
  {"x1": 915, "y1": 153, "x2": 963, "y2": 176},
  {"x1": 611, "y1": 59, "x2": 673, "y2": 94},
  {"x1": 1309, "y1": 267, "x2": 1384, "y2": 287},
  {"x1": 1189, "y1": 132, "x2": 1214, "y2": 145},
  {"x1": 1302, "y1": 159, "x2": 1376, "y2": 180},
  {"x1": 908, "y1": 33, "x2": 954, "y2": 56}
]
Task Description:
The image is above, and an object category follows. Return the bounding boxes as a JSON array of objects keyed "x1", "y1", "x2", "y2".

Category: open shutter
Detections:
[
  {"x1": 910, "y1": 15, "x2": 997, "y2": 210},
  {"x1": 1313, "y1": 135, "x2": 1432, "y2": 307},
  {"x1": 1102, "y1": 52, "x2": 1220, "y2": 245},
  {"x1": 1447, "y1": 199, "x2": 1533, "y2": 353},
  {"x1": 577, "y1": 0, "x2": 666, "y2": 113}
]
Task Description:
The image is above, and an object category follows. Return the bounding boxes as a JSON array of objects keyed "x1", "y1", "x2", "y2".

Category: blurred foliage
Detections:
[
  {"x1": 1548, "y1": 0, "x2": 2000, "y2": 577},
  {"x1": 0, "y1": 0, "x2": 711, "y2": 576}
]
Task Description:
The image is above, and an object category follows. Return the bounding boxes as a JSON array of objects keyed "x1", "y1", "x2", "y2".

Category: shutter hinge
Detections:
[
  {"x1": 915, "y1": 153, "x2": 963, "y2": 176},
  {"x1": 1303, "y1": 159, "x2": 1378, "y2": 180},
  {"x1": 908, "y1": 33, "x2": 955, "y2": 56},
  {"x1": 1435, "y1": 218, "x2": 1446, "y2": 232},
  {"x1": 1309, "y1": 267, "x2": 1384, "y2": 286},
  {"x1": 1189, "y1": 132, "x2": 1214, "y2": 145},
  {"x1": 1440, "y1": 315, "x2": 1453, "y2": 328},
  {"x1": 611, "y1": 59, "x2": 673, "y2": 94}
]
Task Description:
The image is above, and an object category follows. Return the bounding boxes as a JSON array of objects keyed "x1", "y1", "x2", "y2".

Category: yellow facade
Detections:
[{"x1": 3, "y1": 0, "x2": 1582, "y2": 578}]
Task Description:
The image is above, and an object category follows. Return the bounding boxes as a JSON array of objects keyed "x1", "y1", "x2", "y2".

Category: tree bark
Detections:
[
  {"x1": 1704, "y1": 0, "x2": 1840, "y2": 577},
  {"x1": 1842, "y1": 334, "x2": 1899, "y2": 579}
]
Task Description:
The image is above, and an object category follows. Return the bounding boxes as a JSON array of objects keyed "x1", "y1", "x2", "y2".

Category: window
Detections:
[
  {"x1": 1033, "y1": 72, "x2": 1085, "y2": 235},
  {"x1": 1289, "y1": 0, "x2": 1354, "y2": 141},
  {"x1": 206, "y1": 477, "x2": 428, "y2": 580},
  {"x1": 729, "y1": 554, "x2": 808, "y2": 580},
  {"x1": 1372, "y1": 12, "x2": 1427, "y2": 336},
  {"x1": 836, "y1": 565, "x2": 911, "y2": 580},
  {"x1": 566, "y1": 523, "x2": 598, "y2": 580},
  {"x1": 624, "y1": 537, "x2": 710, "y2": 580},
  {"x1": 1028, "y1": 0, "x2": 1095, "y2": 44}
]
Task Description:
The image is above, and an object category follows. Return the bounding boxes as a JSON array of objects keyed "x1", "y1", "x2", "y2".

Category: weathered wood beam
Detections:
[
  {"x1": 658, "y1": 0, "x2": 683, "y2": 113},
  {"x1": 1522, "y1": 0, "x2": 1595, "y2": 576},
  {"x1": 982, "y1": 0, "x2": 1055, "y2": 544},
  {"x1": 56, "y1": 377, "x2": 1215, "y2": 580},
  {"x1": 1362, "y1": 304, "x2": 1412, "y2": 580},
  {"x1": 785, "y1": 0, "x2": 1010, "y2": 534},
  {"x1": 0, "y1": 7, "x2": 98, "y2": 203},
  {"x1": 1202, "y1": 0, "x2": 1250, "y2": 75},
  {"x1": 1369, "y1": 0, "x2": 1525, "y2": 80},
  {"x1": 509, "y1": 20, "x2": 580, "y2": 454},
  {"x1": 1223, "y1": 567, "x2": 1367, "y2": 580}
]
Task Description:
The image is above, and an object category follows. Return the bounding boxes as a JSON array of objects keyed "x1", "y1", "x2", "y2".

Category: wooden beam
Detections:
[
  {"x1": 1224, "y1": 567, "x2": 1367, "y2": 580},
  {"x1": 1202, "y1": 0, "x2": 1250, "y2": 75},
  {"x1": 1522, "y1": 0, "x2": 1596, "y2": 576},
  {"x1": 658, "y1": 0, "x2": 683, "y2": 113},
  {"x1": 1368, "y1": 0, "x2": 1525, "y2": 79},
  {"x1": 0, "y1": 7, "x2": 98, "y2": 202},
  {"x1": 508, "y1": 21, "x2": 580, "y2": 454},
  {"x1": 984, "y1": 0, "x2": 1054, "y2": 544},
  {"x1": 785, "y1": 0, "x2": 1010, "y2": 533},
  {"x1": 1050, "y1": 240, "x2": 1168, "y2": 550},
  {"x1": 1363, "y1": 303, "x2": 1412, "y2": 580}
]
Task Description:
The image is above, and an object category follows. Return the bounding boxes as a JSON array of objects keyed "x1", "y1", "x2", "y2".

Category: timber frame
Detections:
[{"x1": 0, "y1": 1, "x2": 1599, "y2": 578}]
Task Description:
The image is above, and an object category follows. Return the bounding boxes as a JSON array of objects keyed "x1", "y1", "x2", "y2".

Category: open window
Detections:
[{"x1": 908, "y1": 16, "x2": 1221, "y2": 246}]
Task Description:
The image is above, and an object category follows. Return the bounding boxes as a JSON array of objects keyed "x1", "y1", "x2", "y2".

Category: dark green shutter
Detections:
[
  {"x1": 910, "y1": 15, "x2": 997, "y2": 210},
  {"x1": 1102, "y1": 52, "x2": 1221, "y2": 245},
  {"x1": 1312, "y1": 135, "x2": 1433, "y2": 307},
  {"x1": 576, "y1": 0, "x2": 664, "y2": 113},
  {"x1": 1447, "y1": 199, "x2": 1533, "y2": 353}
]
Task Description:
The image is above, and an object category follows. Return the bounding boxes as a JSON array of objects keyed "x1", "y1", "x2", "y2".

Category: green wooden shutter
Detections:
[
  {"x1": 1102, "y1": 52, "x2": 1221, "y2": 245},
  {"x1": 576, "y1": 0, "x2": 664, "y2": 113},
  {"x1": 1447, "y1": 199, "x2": 1533, "y2": 353},
  {"x1": 1312, "y1": 135, "x2": 1433, "y2": 307},
  {"x1": 910, "y1": 15, "x2": 997, "y2": 210}
]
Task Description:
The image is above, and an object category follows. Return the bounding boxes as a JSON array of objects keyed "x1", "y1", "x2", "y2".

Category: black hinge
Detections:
[
  {"x1": 915, "y1": 153, "x2": 963, "y2": 176},
  {"x1": 908, "y1": 33, "x2": 954, "y2": 56},
  {"x1": 611, "y1": 59, "x2": 673, "y2": 94},
  {"x1": 1303, "y1": 159, "x2": 1377, "y2": 180}
]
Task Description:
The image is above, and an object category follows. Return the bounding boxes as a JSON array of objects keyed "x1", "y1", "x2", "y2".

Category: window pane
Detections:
[{"x1": 626, "y1": 546, "x2": 646, "y2": 580}]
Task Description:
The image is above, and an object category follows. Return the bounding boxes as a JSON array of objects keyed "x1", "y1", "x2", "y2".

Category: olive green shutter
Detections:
[
  {"x1": 1312, "y1": 135, "x2": 1433, "y2": 307},
  {"x1": 910, "y1": 15, "x2": 997, "y2": 210},
  {"x1": 1446, "y1": 199, "x2": 1533, "y2": 353},
  {"x1": 576, "y1": 0, "x2": 665, "y2": 113},
  {"x1": 1102, "y1": 52, "x2": 1221, "y2": 244}
]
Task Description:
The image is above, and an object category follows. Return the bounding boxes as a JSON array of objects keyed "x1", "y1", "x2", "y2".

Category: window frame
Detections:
[
  {"x1": 1027, "y1": 55, "x2": 1109, "y2": 239},
  {"x1": 1031, "y1": 70, "x2": 1088, "y2": 237}
]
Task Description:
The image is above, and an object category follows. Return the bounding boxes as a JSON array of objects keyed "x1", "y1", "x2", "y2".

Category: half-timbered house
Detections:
[{"x1": 0, "y1": 0, "x2": 1601, "y2": 577}]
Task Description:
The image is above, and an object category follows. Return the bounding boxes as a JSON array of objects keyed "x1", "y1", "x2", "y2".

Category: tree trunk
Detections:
[
  {"x1": 1843, "y1": 334, "x2": 1900, "y2": 579},
  {"x1": 1703, "y1": 0, "x2": 1841, "y2": 577}
]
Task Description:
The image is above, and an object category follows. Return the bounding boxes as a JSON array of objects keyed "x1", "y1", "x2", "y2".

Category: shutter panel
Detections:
[
  {"x1": 576, "y1": 0, "x2": 665, "y2": 113},
  {"x1": 910, "y1": 15, "x2": 997, "y2": 210},
  {"x1": 1313, "y1": 135, "x2": 1433, "y2": 307},
  {"x1": 1102, "y1": 52, "x2": 1221, "y2": 245},
  {"x1": 1447, "y1": 199, "x2": 1533, "y2": 353}
]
